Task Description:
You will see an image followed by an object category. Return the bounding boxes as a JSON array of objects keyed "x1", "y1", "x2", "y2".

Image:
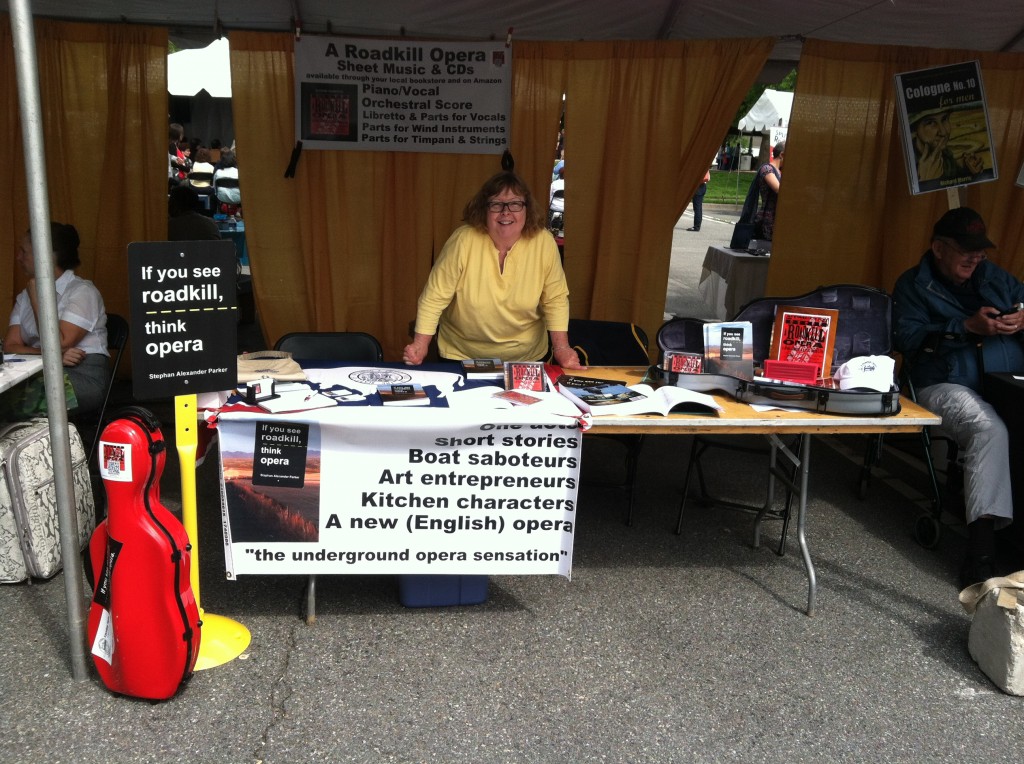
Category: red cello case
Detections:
[{"x1": 86, "y1": 407, "x2": 201, "y2": 700}]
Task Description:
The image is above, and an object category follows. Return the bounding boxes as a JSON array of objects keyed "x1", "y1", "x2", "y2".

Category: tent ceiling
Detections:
[{"x1": 5, "y1": 0, "x2": 1024, "y2": 62}]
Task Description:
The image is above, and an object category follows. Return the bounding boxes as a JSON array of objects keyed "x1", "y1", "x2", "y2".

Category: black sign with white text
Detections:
[
  {"x1": 251, "y1": 421, "x2": 309, "y2": 488},
  {"x1": 128, "y1": 241, "x2": 238, "y2": 399}
]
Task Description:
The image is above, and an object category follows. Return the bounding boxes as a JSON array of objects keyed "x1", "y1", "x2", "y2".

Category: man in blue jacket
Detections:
[{"x1": 893, "y1": 207, "x2": 1024, "y2": 586}]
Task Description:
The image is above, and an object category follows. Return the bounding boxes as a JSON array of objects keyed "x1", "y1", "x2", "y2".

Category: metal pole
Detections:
[{"x1": 8, "y1": 0, "x2": 91, "y2": 682}]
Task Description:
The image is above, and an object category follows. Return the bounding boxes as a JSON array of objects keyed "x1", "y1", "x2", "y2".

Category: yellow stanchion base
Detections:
[{"x1": 194, "y1": 611, "x2": 252, "y2": 671}]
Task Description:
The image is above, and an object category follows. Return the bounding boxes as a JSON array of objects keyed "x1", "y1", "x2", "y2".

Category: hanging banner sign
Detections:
[
  {"x1": 894, "y1": 60, "x2": 997, "y2": 195},
  {"x1": 218, "y1": 410, "x2": 581, "y2": 578},
  {"x1": 294, "y1": 35, "x2": 511, "y2": 154}
]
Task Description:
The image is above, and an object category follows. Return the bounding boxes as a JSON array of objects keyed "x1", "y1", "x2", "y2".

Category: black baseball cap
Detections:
[{"x1": 932, "y1": 207, "x2": 996, "y2": 250}]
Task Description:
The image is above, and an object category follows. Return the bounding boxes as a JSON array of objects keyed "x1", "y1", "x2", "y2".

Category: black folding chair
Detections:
[
  {"x1": 670, "y1": 285, "x2": 894, "y2": 554},
  {"x1": 860, "y1": 349, "x2": 965, "y2": 549},
  {"x1": 272, "y1": 331, "x2": 384, "y2": 623},
  {"x1": 556, "y1": 318, "x2": 651, "y2": 526},
  {"x1": 655, "y1": 315, "x2": 798, "y2": 551},
  {"x1": 275, "y1": 332, "x2": 383, "y2": 364}
]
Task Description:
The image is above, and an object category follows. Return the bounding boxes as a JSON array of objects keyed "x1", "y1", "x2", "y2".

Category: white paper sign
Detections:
[
  {"x1": 90, "y1": 608, "x2": 114, "y2": 664},
  {"x1": 294, "y1": 36, "x2": 511, "y2": 154},
  {"x1": 218, "y1": 408, "x2": 580, "y2": 578}
]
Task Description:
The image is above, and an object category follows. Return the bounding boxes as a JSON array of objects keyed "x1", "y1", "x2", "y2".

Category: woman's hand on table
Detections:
[
  {"x1": 553, "y1": 345, "x2": 586, "y2": 371},
  {"x1": 402, "y1": 335, "x2": 431, "y2": 366}
]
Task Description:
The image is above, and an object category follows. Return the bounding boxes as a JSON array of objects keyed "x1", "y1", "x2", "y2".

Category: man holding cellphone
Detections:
[{"x1": 893, "y1": 207, "x2": 1024, "y2": 586}]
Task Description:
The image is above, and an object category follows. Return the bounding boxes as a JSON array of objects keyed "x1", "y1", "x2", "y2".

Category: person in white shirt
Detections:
[{"x1": 4, "y1": 222, "x2": 110, "y2": 412}]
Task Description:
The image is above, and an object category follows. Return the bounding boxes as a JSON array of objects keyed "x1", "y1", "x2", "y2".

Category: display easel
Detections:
[{"x1": 176, "y1": 394, "x2": 251, "y2": 670}]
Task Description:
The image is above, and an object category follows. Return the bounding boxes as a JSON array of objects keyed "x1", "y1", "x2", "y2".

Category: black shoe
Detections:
[
  {"x1": 959, "y1": 553, "x2": 996, "y2": 589},
  {"x1": 686, "y1": 226, "x2": 700, "y2": 231}
]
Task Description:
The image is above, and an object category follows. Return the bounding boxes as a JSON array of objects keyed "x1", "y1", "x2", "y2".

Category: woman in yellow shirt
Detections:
[{"x1": 403, "y1": 171, "x2": 584, "y2": 370}]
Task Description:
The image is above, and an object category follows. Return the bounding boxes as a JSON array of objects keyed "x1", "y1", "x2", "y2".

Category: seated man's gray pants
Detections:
[{"x1": 918, "y1": 382, "x2": 1013, "y2": 528}]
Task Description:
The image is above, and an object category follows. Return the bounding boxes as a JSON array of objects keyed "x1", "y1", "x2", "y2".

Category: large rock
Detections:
[{"x1": 968, "y1": 592, "x2": 1024, "y2": 695}]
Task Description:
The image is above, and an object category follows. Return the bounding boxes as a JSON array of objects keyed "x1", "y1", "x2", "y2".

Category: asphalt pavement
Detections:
[
  {"x1": 3, "y1": 210, "x2": 1024, "y2": 763},
  {"x1": 665, "y1": 202, "x2": 742, "y2": 321}
]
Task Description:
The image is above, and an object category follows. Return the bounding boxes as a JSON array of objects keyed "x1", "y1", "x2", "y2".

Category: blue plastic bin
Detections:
[{"x1": 398, "y1": 575, "x2": 489, "y2": 607}]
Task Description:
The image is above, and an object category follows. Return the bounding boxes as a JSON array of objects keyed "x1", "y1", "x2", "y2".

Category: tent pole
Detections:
[{"x1": 9, "y1": 0, "x2": 91, "y2": 683}]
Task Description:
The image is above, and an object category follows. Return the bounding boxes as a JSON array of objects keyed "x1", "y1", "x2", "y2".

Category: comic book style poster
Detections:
[
  {"x1": 769, "y1": 306, "x2": 839, "y2": 379},
  {"x1": 895, "y1": 61, "x2": 997, "y2": 195}
]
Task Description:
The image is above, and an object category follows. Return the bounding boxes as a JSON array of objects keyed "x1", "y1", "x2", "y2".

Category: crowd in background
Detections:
[{"x1": 167, "y1": 123, "x2": 241, "y2": 220}]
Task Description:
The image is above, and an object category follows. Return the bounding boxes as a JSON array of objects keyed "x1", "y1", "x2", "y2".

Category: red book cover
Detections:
[
  {"x1": 663, "y1": 351, "x2": 703, "y2": 374},
  {"x1": 769, "y1": 306, "x2": 839, "y2": 379},
  {"x1": 504, "y1": 362, "x2": 547, "y2": 392}
]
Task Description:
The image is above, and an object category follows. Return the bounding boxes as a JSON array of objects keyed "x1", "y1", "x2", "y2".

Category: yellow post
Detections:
[{"x1": 175, "y1": 394, "x2": 251, "y2": 670}]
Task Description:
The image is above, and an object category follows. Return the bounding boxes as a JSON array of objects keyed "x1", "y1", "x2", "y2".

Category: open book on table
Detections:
[{"x1": 556, "y1": 375, "x2": 722, "y2": 416}]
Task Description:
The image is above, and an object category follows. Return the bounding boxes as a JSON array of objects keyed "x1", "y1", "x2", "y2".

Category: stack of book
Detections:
[
  {"x1": 460, "y1": 358, "x2": 503, "y2": 381},
  {"x1": 701, "y1": 321, "x2": 754, "y2": 379},
  {"x1": 377, "y1": 383, "x2": 429, "y2": 406}
]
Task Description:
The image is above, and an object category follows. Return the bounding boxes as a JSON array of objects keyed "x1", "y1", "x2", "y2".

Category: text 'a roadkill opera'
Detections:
[
  {"x1": 217, "y1": 415, "x2": 582, "y2": 578},
  {"x1": 294, "y1": 35, "x2": 510, "y2": 154}
]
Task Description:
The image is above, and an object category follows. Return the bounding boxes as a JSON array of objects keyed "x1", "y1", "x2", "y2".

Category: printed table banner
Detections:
[
  {"x1": 294, "y1": 35, "x2": 510, "y2": 154},
  {"x1": 218, "y1": 408, "x2": 581, "y2": 578}
]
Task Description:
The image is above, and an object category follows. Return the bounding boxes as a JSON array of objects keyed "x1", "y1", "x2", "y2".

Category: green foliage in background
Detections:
[{"x1": 704, "y1": 170, "x2": 755, "y2": 205}]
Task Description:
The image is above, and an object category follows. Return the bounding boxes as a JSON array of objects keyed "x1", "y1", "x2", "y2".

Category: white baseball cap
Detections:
[{"x1": 833, "y1": 355, "x2": 895, "y2": 392}]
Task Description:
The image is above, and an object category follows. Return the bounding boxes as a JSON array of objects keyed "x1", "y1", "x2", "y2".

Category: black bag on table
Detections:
[
  {"x1": 729, "y1": 171, "x2": 762, "y2": 250},
  {"x1": 656, "y1": 284, "x2": 900, "y2": 416}
]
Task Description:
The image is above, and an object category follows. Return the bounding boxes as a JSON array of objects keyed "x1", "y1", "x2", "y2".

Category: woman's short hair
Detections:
[
  {"x1": 773, "y1": 140, "x2": 786, "y2": 157},
  {"x1": 50, "y1": 222, "x2": 81, "y2": 270},
  {"x1": 463, "y1": 171, "x2": 546, "y2": 236}
]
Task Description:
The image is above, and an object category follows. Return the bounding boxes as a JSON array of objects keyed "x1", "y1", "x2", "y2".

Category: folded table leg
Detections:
[{"x1": 762, "y1": 433, "x2": 816, "y2": 616}]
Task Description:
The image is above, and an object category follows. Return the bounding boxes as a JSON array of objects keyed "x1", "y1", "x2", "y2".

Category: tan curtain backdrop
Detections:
[
  {"x1": 1, "y1": 23, "x2": 769, "y2": 365},
  {"x1": 232, "y1": 34, "x2": 771, "y2": 358},
  {"x1": 230, "y1": 32, "x2": 503, "y2": 357},
  {"x1": 0, "y1": 17, "x2": 167, "y2": 327},
  {"x1": 565, "y1": 39, "x2": 773, "y2": 339},
  {"x1": 770, "y1": 39, "x2": 1024, "y2": 298}
]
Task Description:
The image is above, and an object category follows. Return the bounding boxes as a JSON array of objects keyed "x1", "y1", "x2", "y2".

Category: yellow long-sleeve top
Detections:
[{"x1": 414, "y1": 225, "x2": 570, "y2": 361}]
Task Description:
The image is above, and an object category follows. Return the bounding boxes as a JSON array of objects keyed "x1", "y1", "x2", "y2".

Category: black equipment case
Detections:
[{"x1": 657, "y1": 284, "x2": 900, "y2": 415}]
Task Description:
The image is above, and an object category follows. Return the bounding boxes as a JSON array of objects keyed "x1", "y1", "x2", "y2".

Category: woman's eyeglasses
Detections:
[{"x1": 487, "y1": 200, "x2": 526, "y2": 213}]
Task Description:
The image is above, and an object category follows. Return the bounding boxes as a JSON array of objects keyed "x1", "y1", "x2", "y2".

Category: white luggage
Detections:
[{"x1": 0, "y1": 421, "x2": 94, "y2": 582}]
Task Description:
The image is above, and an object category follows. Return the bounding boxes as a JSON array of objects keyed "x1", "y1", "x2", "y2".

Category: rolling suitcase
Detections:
[{"x1": 0, "y1": 420, "x2": 95, "y2": 582}]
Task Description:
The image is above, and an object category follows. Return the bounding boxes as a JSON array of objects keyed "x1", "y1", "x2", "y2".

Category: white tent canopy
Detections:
[
  {"x1": 8, "y1": 0, "x2": 1024, "y2": 63},
  {"x1": 737, "y1": 89, "x2": 793, "y2": 132},
  {"x1": 167, "y1": 36, "x2": 231, "y2": 97}
]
